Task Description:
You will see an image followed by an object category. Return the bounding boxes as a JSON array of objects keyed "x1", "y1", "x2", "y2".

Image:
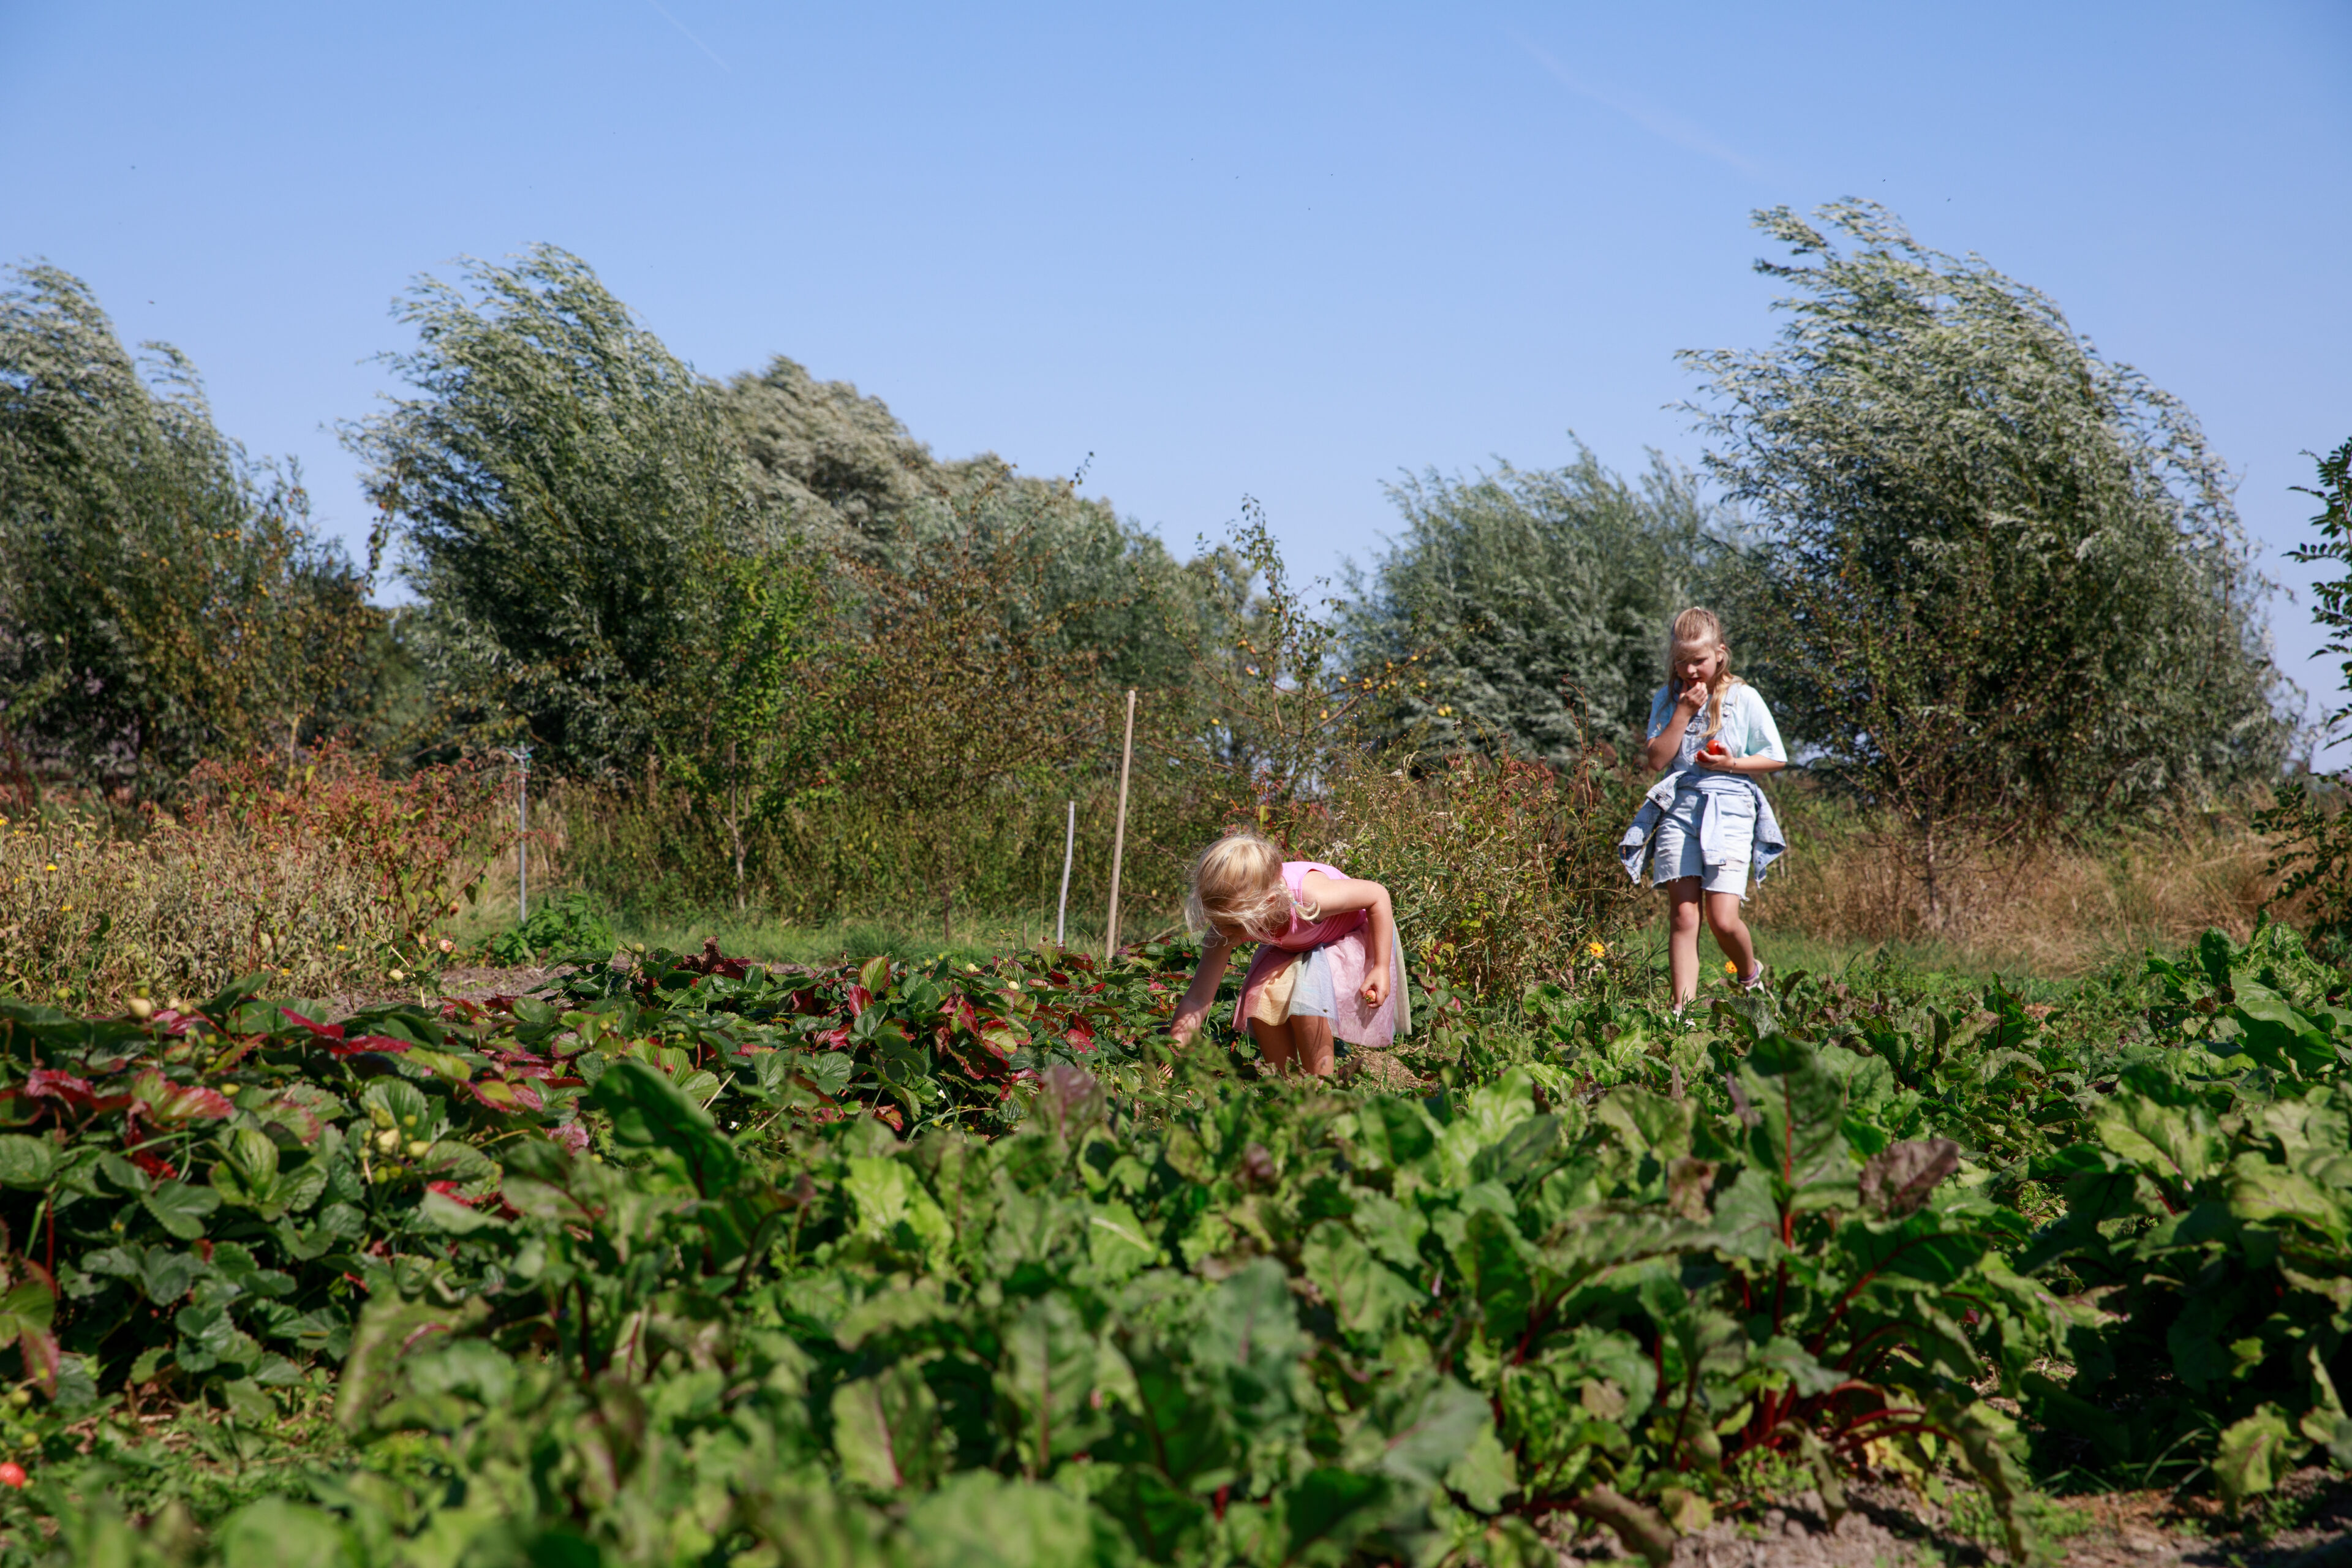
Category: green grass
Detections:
[
  {"x1": 1752, "y1": 924, "x2": 2120, "y2": 1005},
  {"x1": 464, "y1": 886, "x2": 2125, "y2": 1009}
]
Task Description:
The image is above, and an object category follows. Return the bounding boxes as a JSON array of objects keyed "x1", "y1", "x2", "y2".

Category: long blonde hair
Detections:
[
  {"x1": 1665, "y1": 606, "x2": 1741, "y2": 742},
  {"x1": 1185, "y1": 829, "x2": 1297, "y2": 941}
]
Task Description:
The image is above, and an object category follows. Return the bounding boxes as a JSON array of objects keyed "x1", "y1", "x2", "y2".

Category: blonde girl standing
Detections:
[
  {"x1": 1619, "y1": 607, "x2": 1789, "y2": 1011},
  {"x1": 1168, "y1": 831, "x2": 1408, "y2": 1077}
]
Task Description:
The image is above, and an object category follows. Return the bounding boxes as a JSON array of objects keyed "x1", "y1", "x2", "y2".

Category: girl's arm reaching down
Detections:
[
  {"x1": 1301, "y1": 871, "x2": 1396, "y2": 1008},
  {"x1": 1170, "y1": 934, "x2": 1235, "y2": 1047}
]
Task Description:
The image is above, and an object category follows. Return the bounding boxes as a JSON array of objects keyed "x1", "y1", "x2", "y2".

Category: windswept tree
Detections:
[
  {"x1": 1342, "y1": 447, "x2": 1712, "y2": 766},
  {"x1": 718, "y1": 353, "x2": 938, "y2": 560},
  {"x1": 718, "y1": 360, "x2": 1203, "y2": 687},
  {"x1": 1684, "y1": 201, "x2": 2288, "y2": 919},
  {"x1": 346, "y1": 246, "x2": 773, "y2": 778},
  {"x1": 0, "y1": 265, "x2": 379, "y2": 802}
]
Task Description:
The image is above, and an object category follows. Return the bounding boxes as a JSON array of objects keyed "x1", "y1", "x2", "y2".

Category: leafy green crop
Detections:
[
  {"x1": 0, "y1": 924, "x2": 2342, "y2": 1565},
  {"x1": 478, "y1": 892, "x2": 615, "y2": 968}
]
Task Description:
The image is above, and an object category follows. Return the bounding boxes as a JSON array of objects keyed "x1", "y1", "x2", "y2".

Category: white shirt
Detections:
[{"x1": 1645, "y1": 681, "x2": 1789, "y2": 767}]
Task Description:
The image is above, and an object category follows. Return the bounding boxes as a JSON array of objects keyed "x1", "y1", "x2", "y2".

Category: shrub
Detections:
[
  {"x1": 1278, "y1": 747, "x2": 1648, "y2": 1002},
  {"x1": 0, "y1": 747, "x2": 507, "y2": 1007},
  {"x1": 478, "y1": 891, "x2": 614, "y2": 967}
]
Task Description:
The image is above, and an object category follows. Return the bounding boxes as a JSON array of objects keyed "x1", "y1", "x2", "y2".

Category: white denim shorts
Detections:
[{"x1": 1651, "y1": 795, "x2": 1754, "y2": 897}]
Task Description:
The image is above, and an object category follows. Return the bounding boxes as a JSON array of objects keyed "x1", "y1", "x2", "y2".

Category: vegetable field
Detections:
[{"x1": 0, "y1": 923, "x2": 2344, "y2": 1566}]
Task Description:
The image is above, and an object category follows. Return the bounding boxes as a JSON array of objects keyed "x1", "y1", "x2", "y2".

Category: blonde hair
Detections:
[
  {"x1": 1185, "y1": 830, "x2": 1298, "y2": 941},
  {"x1": 1665, "y1": 606, "x2": 1741, "y2": 742}
]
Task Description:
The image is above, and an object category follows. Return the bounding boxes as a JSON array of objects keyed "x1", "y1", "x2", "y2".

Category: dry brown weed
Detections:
[{"x1": 1751, "y1": 802, "x2": 2293, "y2": 976}]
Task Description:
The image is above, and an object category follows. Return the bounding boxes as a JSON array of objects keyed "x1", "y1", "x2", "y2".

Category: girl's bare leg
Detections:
[
  {"x1": 1249, "y1": 1016, "x2": 1336, "y2": 1077},
  {"x1": 1250, "y1": 1018, "x2": 1295, "y2": 1074},
  {"x1": 1665, "y1": 878, "x2": 1704, "y2": 1008},
  {"x1": 1705, "y1": 891, "x2": 1759, "y2": 982},
  {"x1": 1291, "y1": 1016, "x2": 1335, "y2": 1077}
]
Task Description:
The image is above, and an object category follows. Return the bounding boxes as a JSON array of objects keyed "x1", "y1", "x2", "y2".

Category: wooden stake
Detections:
[
  {"x1": 1104, "y1": 690, "x2": 1137, "y2": 963},
  {"x1": 1055, "y1": 799, "x2": 1076, "y2": 947}
]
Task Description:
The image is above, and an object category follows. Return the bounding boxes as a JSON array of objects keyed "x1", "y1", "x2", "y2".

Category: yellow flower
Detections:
[
  {"x1": 42, "y1": 864, "x2": 55, "y2": 873},
  {"x1": 1724, "y1": 960, "x2": 1738, "y2": 974},
  {"x1": 1586, "y1": 940, "x2": 1607, "y2": 959}
]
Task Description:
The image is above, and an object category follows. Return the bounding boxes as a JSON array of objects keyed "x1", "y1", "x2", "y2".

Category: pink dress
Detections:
[{"x1": 1229, "y1": 862, "x2": 1409, "y2": 1048}]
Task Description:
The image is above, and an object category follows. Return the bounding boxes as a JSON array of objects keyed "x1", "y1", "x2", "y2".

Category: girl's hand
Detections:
[
  {"x1": 1171, "y1": 1008, "x2": 1206, "y2": 1047},
  {"x1": 1679, "y1": 678, "x2": 1709, "y2": 710},
  {"x1": 1695, "y1": 748, "x2": 1736, "y2": 772},
  {"x1": 1360, "y1": 967, "x2": 1390, "y2": 1009}
]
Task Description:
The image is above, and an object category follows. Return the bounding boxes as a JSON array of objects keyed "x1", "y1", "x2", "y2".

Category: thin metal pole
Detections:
[
  {"x1": 1104, "y1": 690, "x2": 1136, "y2": 963},
  {"x1": 1055, "y1": 799, "x2": 1075, "y2": 946},
  {"x1": 509, "y1": 746, "x2": 533, "y2": 924}
]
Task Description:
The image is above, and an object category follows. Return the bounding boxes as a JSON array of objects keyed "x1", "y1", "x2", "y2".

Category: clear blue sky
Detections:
[{"x1": 6, "y1": 2, "x2": 2348, "y2": 747}]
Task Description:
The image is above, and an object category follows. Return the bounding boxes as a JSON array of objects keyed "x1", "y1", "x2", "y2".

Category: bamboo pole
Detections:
[
  {"x1": 1104, "y1": 690, "x2": 1137, "y2": 963},
  {"x1": 1055, "y1": 799, "x2": 1076, "y2": 946}
]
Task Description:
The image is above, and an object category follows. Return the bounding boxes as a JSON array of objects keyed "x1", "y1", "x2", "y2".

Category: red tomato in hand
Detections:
[{"x1": 1702, "y1": 740, "x2": 1727, "y2": 757}]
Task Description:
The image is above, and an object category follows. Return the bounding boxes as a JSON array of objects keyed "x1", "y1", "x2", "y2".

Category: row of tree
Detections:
[{"x1": 0, "y1": 203, "x2": 2305, "y2": 916}]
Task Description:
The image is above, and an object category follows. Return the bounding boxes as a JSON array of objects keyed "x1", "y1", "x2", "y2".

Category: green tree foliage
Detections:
[
  {"x1": 2255, "y1": 435, "x2": 2352, "y2": 948},
  {"x1": 0, "y1": 266, "x2": 381, "y2": 802},
  {"x1": 345, "y1": 246, "x2": 774, "y2": 778},
  {"x1": 1683, "y1": 202, "x2": 2286, "y2": 918},
  {"x1": 652, "y1": 549, "x2": 828, "y2": 910},
  {"x1": 1342, "y1": 448, "x2": 1711, "y2": 765},
  {"x1": 718, "y1": 354, "x2": 939, "y2": 560},
  {"x1": 718, "y1": 360, "x2": 1204, "y2": 686},
  {"x1": 821, "y1": 518, "x2": 1120, "y2": 941},
  {"x1": 2284, "y1": 434, "x2": 2352, "y2": 735}
]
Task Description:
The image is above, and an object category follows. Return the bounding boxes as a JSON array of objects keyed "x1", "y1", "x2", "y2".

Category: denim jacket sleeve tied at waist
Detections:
[{"x1": 1615, "y1": 766, "x2": 1787, "y2": 886}]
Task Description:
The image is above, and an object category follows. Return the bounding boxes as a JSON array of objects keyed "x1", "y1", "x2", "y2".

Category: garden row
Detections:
[{"x1": 0, "y1": 924, "x2": 2342, "y2": 1564}]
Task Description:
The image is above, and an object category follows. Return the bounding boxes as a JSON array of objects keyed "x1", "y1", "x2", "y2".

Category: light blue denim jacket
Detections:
[{"x1": 1618, "y1": 766, "x2": 1787, "y2": 887}]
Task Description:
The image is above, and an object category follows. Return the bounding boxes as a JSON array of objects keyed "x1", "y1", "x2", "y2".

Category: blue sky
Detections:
[{"x1": 5, "y1": 2, "x2": 2349, "y2": 747}]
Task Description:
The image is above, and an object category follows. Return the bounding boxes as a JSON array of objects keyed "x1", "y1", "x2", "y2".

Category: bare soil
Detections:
[
  {"x1": 1553, "y1": 1472, "x2": 2350, "y2": 1567},
  {"x1": 316, "y1": 962, "x2": 580, "y2": 1020}
]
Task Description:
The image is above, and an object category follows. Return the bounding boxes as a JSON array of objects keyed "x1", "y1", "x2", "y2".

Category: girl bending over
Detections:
[{"x1": 1169, "y1": 831, "x2": 1409, "y2": 1076}]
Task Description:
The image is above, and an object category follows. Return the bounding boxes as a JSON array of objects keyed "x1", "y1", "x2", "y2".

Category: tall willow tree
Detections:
[
  {"x1": 1684, "y1": 202, "x2": 2288, "y2": 918},
  {"x1": 1342, "y1": 448, "x2": 1711, "y2": 766},
  {"x1": 717, "y1": 356, "x2": 1203, "y2": 688},
  {"x1": 346, "y1": 247, "x2": 776, "y2": 778},
  {"x1": 0, "y1": 265, "x2": 379, "y2": 802}
]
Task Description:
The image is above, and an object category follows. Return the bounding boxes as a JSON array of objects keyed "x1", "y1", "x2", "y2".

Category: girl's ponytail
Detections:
[{"x1": 1665, "y1": 606, "x2": 1741, "y2": 741}]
